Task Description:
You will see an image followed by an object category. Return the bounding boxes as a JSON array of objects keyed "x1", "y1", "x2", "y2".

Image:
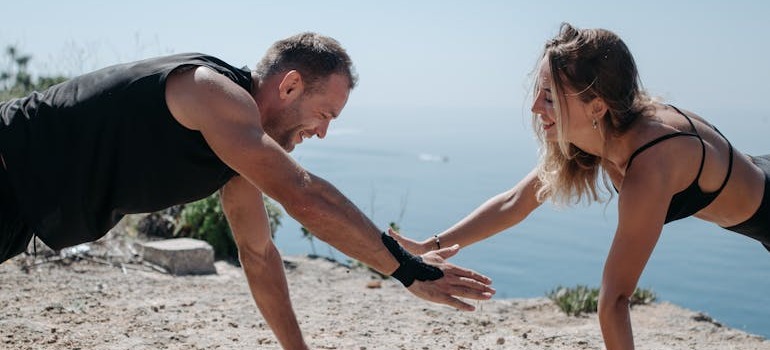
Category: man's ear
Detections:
[{"x1": 278, "y1": 70, "x2": 304, "y2": 101}]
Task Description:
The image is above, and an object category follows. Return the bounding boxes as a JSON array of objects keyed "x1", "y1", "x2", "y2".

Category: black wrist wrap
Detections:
[{"x1": 381, "y1": 232, "x2": 444, "y2": 287}]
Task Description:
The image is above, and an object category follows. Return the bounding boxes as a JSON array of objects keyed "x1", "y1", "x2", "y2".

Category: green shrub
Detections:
[
  {"x1": 178, "y1": 193, "x2": 234, "y2": 260},
  {"x1": 629, "y1": 287, "x2": 657, "y2": 307},
  {"x1": 547, "y1": 285, "x2": 657, "y2": 316},
  {"x1": 547, "y1": 285, "x2": 599, "y2": 316},
  {"x1": 177, "y1": 192, "x2": 283, "y2": 262}
]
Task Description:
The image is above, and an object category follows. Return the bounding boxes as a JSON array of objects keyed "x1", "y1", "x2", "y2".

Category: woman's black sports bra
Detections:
[{"x1": 624, "y1": 105, "x2": 734, "y2": 223}]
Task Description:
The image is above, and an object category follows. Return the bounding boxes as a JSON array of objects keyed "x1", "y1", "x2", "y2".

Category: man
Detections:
[{"x1": 0, "y1": 33, "x2": 494, "y2": 349}]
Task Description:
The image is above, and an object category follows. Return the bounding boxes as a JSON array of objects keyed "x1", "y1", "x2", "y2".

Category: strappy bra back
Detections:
[{"x1": 624, "y1": 105, "x2": 734, "y2": 223}]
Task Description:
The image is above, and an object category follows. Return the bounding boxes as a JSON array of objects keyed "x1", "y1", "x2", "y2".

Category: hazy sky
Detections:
[{"x1": 2, "y1": 0, "x2": 768, "y2": 120}]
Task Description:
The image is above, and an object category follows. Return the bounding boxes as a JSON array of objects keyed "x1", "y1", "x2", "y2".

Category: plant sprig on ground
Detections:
[{"x1": 547, "y1": 285, "x2": 657, "y2": 316}]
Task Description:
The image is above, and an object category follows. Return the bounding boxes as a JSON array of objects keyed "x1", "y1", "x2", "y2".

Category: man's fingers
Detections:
[
  {"x1": 408, "y1": 280, "x2": 485, "y2": 312},
  {"x1": 445, "y1": 280, "x2": 495, "y2": 300},
  {"x1": 447, "y1": 275, "x2": 496, "y2": 296},
  {"x1": 445, "y1": 264, "x2": 492, "y2": 286}
]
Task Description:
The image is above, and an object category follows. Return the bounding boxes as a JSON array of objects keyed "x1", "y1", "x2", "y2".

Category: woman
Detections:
[{"x1": 391, "y1": 23, "x2": 769, "y2": 349}]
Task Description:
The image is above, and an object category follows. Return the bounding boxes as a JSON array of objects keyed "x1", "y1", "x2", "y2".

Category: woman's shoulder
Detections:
[
  {"x1": 617, "y1": 105, "x2": 704, "y2": 169},
  {"x1": 616, "y1": 111, "x2": 706, "y2": 195}
]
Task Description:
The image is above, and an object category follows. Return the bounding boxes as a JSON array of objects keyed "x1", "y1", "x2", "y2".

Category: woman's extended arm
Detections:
[{"x1": 392, "y1": 168, "x2": 543, "y2": 254}]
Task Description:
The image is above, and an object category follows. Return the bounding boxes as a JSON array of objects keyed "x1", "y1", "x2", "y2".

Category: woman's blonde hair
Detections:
[{"x1": 533, "y1": 23, "x2": 653, "y2": 206}]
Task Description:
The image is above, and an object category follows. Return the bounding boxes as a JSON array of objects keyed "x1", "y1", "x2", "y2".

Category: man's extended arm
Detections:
[{"x1": 220, "y1": 176, "x2": 308, "y2": 350}]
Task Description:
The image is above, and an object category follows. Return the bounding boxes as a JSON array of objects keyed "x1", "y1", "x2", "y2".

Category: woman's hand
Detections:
[{"x1": 388, "y1": 227, "x2": 432, "y2": 255}]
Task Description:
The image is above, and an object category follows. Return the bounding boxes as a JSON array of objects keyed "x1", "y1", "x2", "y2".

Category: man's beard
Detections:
[{"x1": 262, "y1": 100, "x2": 302, "y2": 152}]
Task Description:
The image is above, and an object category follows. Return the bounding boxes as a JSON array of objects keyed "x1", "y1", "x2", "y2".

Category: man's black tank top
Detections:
[{"x1": 0, "y1": 53, "x2": 249, "y2": 249}]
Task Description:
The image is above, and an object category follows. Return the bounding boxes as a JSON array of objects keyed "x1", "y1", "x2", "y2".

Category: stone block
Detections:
[{"x1": 140, "y1": 238, "x2": 216, "y2": 275}]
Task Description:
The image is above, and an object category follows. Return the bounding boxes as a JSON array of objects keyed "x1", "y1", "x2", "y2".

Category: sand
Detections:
[{"x1": 1, "y1": 236, "x2": 768, "y2": 350}]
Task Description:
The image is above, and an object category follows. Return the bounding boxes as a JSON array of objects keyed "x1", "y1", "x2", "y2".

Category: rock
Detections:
[{"x1": 140, "y1": 238, "x2": 216, "y2": 275}]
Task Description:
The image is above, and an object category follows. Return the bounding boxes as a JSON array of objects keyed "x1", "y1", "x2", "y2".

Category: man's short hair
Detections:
[{"x1": 256, "y1": 33, "x2": 358, "y2": 92}]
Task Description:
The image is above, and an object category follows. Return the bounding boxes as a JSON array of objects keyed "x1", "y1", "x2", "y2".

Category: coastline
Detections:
[{"x1": 1, "y1": 254, "x2": 767, "y2": 350}]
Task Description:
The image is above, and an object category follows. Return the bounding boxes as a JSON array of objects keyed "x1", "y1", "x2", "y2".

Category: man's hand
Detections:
[{"x1": 406, "y1": 245, "x2": 495, "y2": 311}]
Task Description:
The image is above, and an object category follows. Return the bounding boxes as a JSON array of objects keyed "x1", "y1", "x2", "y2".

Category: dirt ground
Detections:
[{"x1": 1, "y1": 231, "x2": 768, "y2": 350}]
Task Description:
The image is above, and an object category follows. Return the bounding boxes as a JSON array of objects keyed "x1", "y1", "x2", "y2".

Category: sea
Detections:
[{"x1": 272, "y1": 105, "x2": 770, "y2": 338}]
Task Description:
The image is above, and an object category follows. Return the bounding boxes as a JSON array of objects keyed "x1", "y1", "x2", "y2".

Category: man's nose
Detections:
[{"x1": 316, "y1": 120, "x2": 330, "y2": 139}]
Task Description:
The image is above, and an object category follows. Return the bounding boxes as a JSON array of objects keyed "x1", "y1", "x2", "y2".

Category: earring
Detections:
[{"x1": 592, "y1": 119, "x2": 598, "y2": 130}]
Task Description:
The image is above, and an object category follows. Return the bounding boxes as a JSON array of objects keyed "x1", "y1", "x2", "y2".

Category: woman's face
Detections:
[{"x1": 531, "y1": 57, "x2": 595, "y2": 143}]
